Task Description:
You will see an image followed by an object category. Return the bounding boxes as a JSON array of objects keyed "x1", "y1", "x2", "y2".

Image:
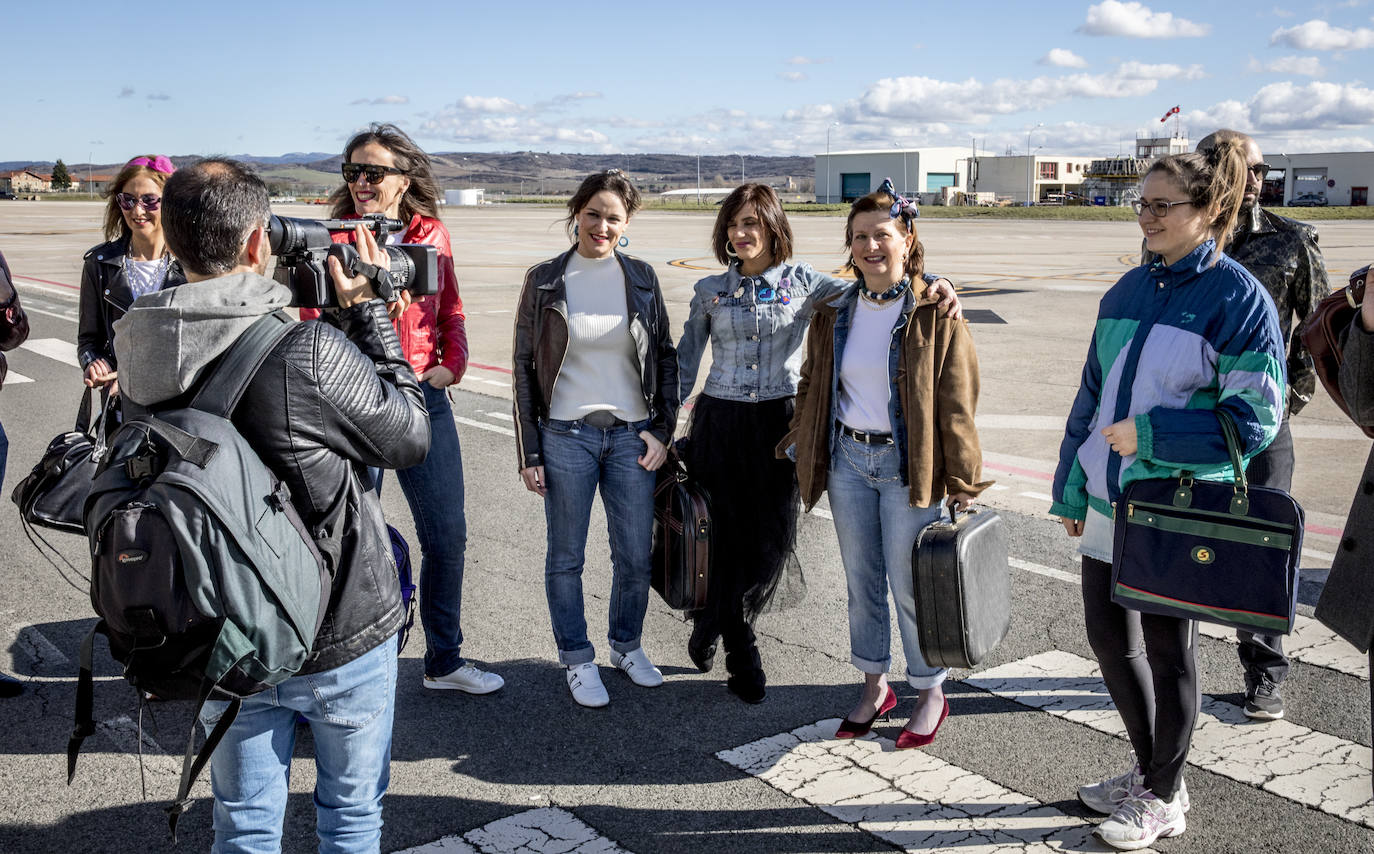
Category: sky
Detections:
[{"x1": 6, "y1": 0, "x2": 1374, "y2": 162}]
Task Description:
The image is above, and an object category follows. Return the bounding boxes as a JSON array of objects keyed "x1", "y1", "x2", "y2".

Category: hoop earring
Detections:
[
  {"x1": 618, "y1": 235, "x2": 629, "y2": 248},
  {"x1": 725, "y1": 242, "x2": 739, "y2": 259}
]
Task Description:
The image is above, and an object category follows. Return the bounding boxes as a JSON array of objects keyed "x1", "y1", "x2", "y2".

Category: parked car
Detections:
[
  {"x1": 0, "y1": 190, "x2": 14, "y2": 200},
  {"x1": 1288, "y1": 193, "x2": 1329, "y2": 207}
]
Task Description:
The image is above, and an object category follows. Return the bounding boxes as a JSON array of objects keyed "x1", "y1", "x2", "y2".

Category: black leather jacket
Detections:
[
  {"x1": 235, "y1": 302, "x2": 429, "y2": 673},
  {"x1": 513, "y1": 248, "x2": 679, "y2": 470},
  {"x1": 77, "y1": 237, "x2": 186, "y2": 370}
]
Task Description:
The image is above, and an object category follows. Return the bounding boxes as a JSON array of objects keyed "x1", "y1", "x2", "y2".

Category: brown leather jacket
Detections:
[{"x1": 781, "y1": 285, "x2": 992, "y2": 510}]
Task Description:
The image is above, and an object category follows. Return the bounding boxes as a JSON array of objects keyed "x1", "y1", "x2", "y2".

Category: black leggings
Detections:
[{"x1": 1081, "y1": 556, "x2": 1200, "y2": 800}]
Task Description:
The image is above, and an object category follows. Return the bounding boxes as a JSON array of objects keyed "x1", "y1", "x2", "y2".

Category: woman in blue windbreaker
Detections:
[{"x1": 1051, "y1": 138, "x2": 1285, "y2": 850}]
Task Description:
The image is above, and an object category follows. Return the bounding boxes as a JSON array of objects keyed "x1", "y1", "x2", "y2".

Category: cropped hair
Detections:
[
  {"x1": 162, "y1": 158, "x2": 270, "y2": 277},
  {"x1": 1145, "y1": 136, "x2": 1249, "y2": 256},
  {"x1": 712, "y1": 183, "x2": 793, "y2": 266},
  {"x1": 844, "y1": 189, "x2": 924, "y2": 282},
  {"x1": 102, "y1": 156, "x2": 173, "y2": 242},
  {"x1": 565, "y1": 170, "x2": 641, "y2": 240},
  {"x1": 329, "y1": 122, "x2": 440, "y2": 221}
]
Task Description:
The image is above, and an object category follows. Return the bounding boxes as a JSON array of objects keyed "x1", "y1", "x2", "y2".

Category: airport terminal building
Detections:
[{"x1": 817, "y1": 140, "x2": 1374, "y2": 207}]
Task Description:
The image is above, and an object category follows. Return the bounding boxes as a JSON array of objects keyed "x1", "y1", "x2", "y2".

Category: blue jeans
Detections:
[
  {"x1": 198, "y1": 635, "x2": 398, "y2": 854},
  {"x1": 827, "y1": 433, "x2": 948, "y2": 690},
  {"x1": 539, "y1": 417, "x2": 656, "y2": 666},
  {"x1": 375, "y1": 382, "x2": 468, "y2": 678}
]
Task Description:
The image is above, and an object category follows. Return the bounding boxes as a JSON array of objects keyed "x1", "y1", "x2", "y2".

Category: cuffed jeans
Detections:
[
  {"x1": 375, "y1": 382, "x2": 469, "y2": 679},
  {"x1": 1237, "y1": 419, "x2": 1293, "y2": 687},
  {"x1": 827, "y1": 432, "x2": 948, "y2": 690},
  {"x1": 539, "y1": 417, "x2": 655, "y2": 666},
  {"x1": 198, "y1": 635, "x2": 398, "y2": 854}
]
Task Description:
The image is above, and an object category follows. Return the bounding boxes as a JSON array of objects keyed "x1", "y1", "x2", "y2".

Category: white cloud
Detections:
[
  {"x1": 779, "y1": 71, "x2": 807, "y2": 81},
  {"x1": 455, "y1": 95, "x2": 524, "y2": 114},
  {"x1": 1039, "y1": 48, "x2": 1088, "y2": 68},
  {"x1": 1116, "y1": 61, "x2": 1206, "y2": 79},
  {"x1": 1079, "y1": 1, "x2": 1210, "y2": 38},
  {"x1": 849, "y1": 71, "x2": 1157, "y2": 124},
  {"x1": 350, "y1": 95, "x2": 409, "y2": 106},
  {"x1": 146, "y1": 93, "x2": 171, "y2": 101},
  {"x1": 118, "y1": 86, "x2": 134, "y2": 98},
  {"x1": 785, "y1": 56, "x2": 830, "y2": 65},
  {"x1": 419, "y1": 95, "x2": 611, "y2": 149},
  {"x1": 1248, "y1": 55, "x2": 1326, "y2": 76},
  {"x1": 1272, "y1": 5, "x2": 1294, "y2": 16},
  {"x1": 1270, "y1": 19, "x2": 1374, "y2": 49},
  {"x1": 1189, "y1": 81, "x2": 1374, "y2": 132}
]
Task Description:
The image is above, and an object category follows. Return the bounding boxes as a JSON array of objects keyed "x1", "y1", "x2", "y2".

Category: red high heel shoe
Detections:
[
  {"x1": 895, "y1": 698, "x2": 949, "y2": 749},
  {"x1": 835, "y1": 686, "x2": 898, "y2": 739}
]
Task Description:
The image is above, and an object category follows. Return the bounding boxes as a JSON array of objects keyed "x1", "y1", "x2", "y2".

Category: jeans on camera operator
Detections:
[
  {"x1": 298, "y1": 123, "x2": 505, "y2": 697},
  {"x1": 112, "y1": 158, "x2": 429, "y2": 851}
]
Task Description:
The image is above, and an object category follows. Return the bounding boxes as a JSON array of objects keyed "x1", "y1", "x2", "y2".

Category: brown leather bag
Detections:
[
  {"x1": 650, "y1": 448, "x2": 712, "y2": 611},
  {"x1": 1299, "y1": 264, "x2": 1374, "y2": 439},
  {"x1": 0, "y1": 251, "x2": 31, "y2": 390}
]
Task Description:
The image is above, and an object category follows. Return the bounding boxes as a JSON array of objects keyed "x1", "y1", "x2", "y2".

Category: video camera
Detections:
[{"x1": 267, "y1": 213, "x2": 438, "y2": 308}]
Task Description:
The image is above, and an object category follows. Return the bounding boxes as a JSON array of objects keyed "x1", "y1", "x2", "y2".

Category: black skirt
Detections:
[{"x1": 680, "y1": 394, "x2": 805, "y2": 624}]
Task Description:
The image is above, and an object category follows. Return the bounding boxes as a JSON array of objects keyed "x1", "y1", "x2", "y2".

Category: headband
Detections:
[
  {"x1": 125, "y1": 155, "x2": 175, "y2": 175},
  {"x1": 877, "y1": 178, "x2": 919, "y2": 222}
]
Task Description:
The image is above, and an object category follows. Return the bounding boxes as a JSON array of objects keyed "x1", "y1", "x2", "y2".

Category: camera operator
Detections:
[
  {"x1": 300, "y1": 123, "x2": 504, "y2": 696},
  {"x1": 113, "y1": 158, "x2": 429, "y2": 851}
]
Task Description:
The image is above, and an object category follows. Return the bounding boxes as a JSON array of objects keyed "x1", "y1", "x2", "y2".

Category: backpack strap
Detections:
[
  {"x1": 190, "y1": 310, "x2": 295, "y2": 419},
  {"x1": 166, "y1": 681, "x2": 241, "y2": 842},
  {"x1": 66, "y1": 621, "x2": 104, "y2": 784}
]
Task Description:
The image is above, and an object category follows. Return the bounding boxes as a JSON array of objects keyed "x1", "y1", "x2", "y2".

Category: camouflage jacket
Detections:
[{"x1": 1143, "y1": 205, "x2": 1330, "y2": 414}]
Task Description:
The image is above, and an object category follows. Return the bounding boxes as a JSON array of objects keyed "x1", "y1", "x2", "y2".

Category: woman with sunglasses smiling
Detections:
[
  {"x1": 512, "y1": 170, "x2": 678, "y2": 707},
  {"x1": 783, "y1": 184, "x2": 989, "y2": 746},
  {"x1": 301, "y1": 123, "x2": 505, "y2": 696},
  {"x1": 1051, "y1": 138, "x2": 1285, "y2": 849},
  {"x1": 675, "y1": 182, "x2": 961, "y2": 704},
  {"x1": 77, "y1": 155, "x2": 185, "y2": 393}
]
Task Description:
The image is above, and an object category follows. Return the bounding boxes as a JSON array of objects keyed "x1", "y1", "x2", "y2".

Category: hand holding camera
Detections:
[{"x1": 327, "y1": 224, "x2": 382, "y2": 308}]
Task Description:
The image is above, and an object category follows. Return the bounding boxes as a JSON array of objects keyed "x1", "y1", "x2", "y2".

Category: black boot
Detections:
[
  {"x1": 0, "y1": 671, "x2": 23, "y2": 698},
  {"x1": 724, "y1": 644, "x2": 766, "y2": 704},
  {"x1": 688, "y1": 617, "x2": 718, "y2": 674}
]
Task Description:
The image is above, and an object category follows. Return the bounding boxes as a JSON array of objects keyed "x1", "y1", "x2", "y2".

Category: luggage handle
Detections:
[{"x1": 1174, "y1": 410, "x2": 1250, "y2": 516}]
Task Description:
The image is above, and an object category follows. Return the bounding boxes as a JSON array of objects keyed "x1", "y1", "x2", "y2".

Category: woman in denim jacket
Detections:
[{"x1": 676, "y1": 182, "x2": 958, "y2": 703}]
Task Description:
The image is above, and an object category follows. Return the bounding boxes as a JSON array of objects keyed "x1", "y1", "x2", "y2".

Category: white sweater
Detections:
[{"x1": 549, "y1": 252, "x2": 648, "y2": 422}]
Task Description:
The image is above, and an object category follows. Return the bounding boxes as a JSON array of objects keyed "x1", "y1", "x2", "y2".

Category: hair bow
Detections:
[
  {"x1": 126, "y1": 155, "x2": 175, "y2": 175},
  {"x1": 878, "y1": 177, "x2": 919, "y2": 221}
]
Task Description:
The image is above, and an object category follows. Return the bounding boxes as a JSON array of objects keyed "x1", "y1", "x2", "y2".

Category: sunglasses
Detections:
[
  {"x1": 341, "y1": 162, "x2": 406, "y2": 184},
  {"x1": 115, "y1": 192, "x2": 161, "y2": 212},
  {"x1": 1247, "y1": 163, "x2": 1272, "y2": 180}
]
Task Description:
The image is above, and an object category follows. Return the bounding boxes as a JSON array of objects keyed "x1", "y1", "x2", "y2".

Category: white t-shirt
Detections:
[
  {"x1": 549, "y1": 252, "x2": 649, "y2": 422},
  {"x1": 836, "y1": 295, "x2": 904, "y2": 433}
]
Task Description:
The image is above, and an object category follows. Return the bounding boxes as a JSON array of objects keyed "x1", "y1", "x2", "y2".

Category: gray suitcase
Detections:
[{"x1": 912, "y1": 508, "x2": 1011, "y2": 669}]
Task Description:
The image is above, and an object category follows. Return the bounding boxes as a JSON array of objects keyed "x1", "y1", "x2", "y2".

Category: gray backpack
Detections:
[{"x1": 67, "y1": 312, "x2": 329, "y2": 839}]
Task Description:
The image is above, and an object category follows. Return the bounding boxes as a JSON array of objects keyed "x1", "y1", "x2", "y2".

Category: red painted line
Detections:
[
  {"x1": 468, "y1": 361, "x2": 512, "y2": 375},
  {"x1": 1307, "y1": 523, "x2": 1342, "y2": 537},
  {"x1": 15, "y1": 274, "x2": 79, "y2": 291},
  {"x1": 984, "y1": 460, "x2": 1053, "y2": 481}
]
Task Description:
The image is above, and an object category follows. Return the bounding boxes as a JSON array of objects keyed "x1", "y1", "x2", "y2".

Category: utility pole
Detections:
[
  {"x1": 1026, "y1": 123, "x2": 1043, "y2": 206},
  {"x1": 825, "y1": 121, "x2": 839, "y2": 203}
]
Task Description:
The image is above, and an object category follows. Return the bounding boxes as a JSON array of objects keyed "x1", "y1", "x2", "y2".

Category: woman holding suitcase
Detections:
[
  {"x1": 783, "y1": 186, "x2": 989, "y2": 746},
  {"x1": 513, "y1": 170, "x2": 679, "y2": 708},
  {"x1": 676, "y1": 182, "x2": 960, "y2": 704},
  {"x1": 1051, "y1": 139, "x2": 1284, "y2": 850}
]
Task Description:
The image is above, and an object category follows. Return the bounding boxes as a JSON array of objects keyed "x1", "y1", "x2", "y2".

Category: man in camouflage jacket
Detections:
[{"x1": 1145, "y1": 129, "x2": 1330, "y2": 722}]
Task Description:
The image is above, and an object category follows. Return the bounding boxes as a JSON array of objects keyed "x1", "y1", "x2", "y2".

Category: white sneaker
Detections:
[
  {"x1": 565, "y1": 662, "x2": 609, "y2": 707},
  {"x1": 1079, "y1": 760, "x2": 1190, "y2": 815},
  {"x1": 1094, "y1": 791, "x2": 1187, "y2": 851},
  {"x1": 423, "y1": 663, "x2": 505, "y2": 695},
  {"x1": 610, "y1": 647, "x2": 664, "y2": 688}
]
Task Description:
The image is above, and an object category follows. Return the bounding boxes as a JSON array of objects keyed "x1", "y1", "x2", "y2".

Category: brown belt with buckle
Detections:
[{"x1": 838, "y1": 423, "x2": 894, "y2": 445}]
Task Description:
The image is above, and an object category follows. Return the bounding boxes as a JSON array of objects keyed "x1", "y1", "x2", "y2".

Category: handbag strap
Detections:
[
  {"x1": 74, "y1": 386, "x2": 94, "y2": 433},
  {"x1": 1214, "y1": 409, "x2": 1248, "y2": 492}
]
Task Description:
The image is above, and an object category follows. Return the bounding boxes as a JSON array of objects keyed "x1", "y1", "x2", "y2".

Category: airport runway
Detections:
[{"x1": 0, "y1": 201, "x2": 1370, "y2": 852}]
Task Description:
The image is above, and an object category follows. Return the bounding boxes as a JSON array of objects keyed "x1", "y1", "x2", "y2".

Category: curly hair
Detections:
[{"x1": 328, "y1": 123, "x2": 440, "y2": 221}]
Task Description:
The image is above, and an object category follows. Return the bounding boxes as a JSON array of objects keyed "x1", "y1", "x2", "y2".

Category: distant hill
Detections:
[{"x1": 2, "y1": 152, "x2": 816, "y2": 195}]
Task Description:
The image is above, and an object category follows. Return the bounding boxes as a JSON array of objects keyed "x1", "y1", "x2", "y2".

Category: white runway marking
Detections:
[
  {"x1": 1009, "y1": 558, "x2": 1080, "y2": 585},
  {"x1": 968, "y1": 651, "x2": 1374, "y2": 828},
  {"x1": 1018, "y1": 491, "x2": 1054, "y2": 502},
  {"x1": 472, "y1": 378, "x2": 510, "y2": 388},
  {"x1": 12, "y1": 624, "x2": 70, "y2": 668},
  {"x1": 482, "y1": 410, "x2": 514, "y2": 422},
  {"x1": 19, "y1": 338, "x2": 80, "y2": 368},
  {"x1": 453, "y1": 415, "x2": 515, "y2": 438},
  {"x1": 4, "y1": 370, "x2": 33, "y2": 384},
  {"x1": 393, "y1": 806, "x2": 630, "y2": 854},
  {"x1": 719, "y1": 719, "x2": 1116, "y2": 852}
]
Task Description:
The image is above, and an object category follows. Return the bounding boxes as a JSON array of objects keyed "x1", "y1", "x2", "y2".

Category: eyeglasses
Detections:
[
  {"x1": 341, "y1": 162, "x2": 406, "y2": 184},
  {"x1": 115, "y1": 192, "x2": 161, "y2": 211},
  {"x1": 1131, "y1": 199, "x2": 1193, "y2": 217},
  {"x1": 1247, "y1": 163, "x2": 1271, "y2": 180}
]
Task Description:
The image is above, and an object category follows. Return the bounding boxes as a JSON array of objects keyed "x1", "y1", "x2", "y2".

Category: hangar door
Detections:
[{"x1": 841, "y1": 173, "x2": 870, "y2": 201}]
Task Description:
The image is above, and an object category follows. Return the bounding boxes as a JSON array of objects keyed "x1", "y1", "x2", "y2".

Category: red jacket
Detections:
[{"x1": 301, "y1": 213, "x2": 468, "y2": 381}]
